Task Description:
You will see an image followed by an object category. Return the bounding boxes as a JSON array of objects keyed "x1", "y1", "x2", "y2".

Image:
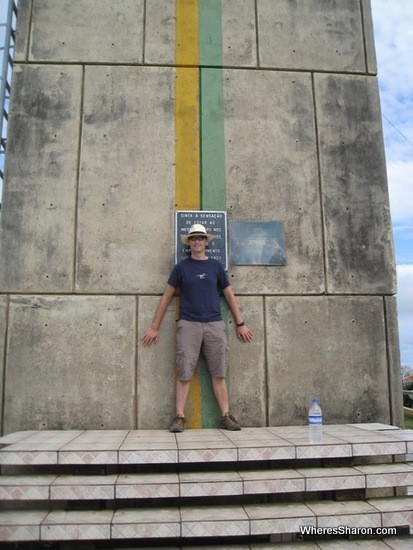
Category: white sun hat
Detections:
[{"x1": 181, "y1": 223, "x2": 214, "y2": 244}]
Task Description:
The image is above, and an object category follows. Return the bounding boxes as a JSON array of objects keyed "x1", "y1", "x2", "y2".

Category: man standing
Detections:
[{"x1": 142, "y1": 223, "x2": 253, "y2": 432}]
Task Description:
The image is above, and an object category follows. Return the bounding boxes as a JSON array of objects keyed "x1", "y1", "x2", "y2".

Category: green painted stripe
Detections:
[
  {"x1": 200, "y1": 68, "x2": 226, "y2": 211},
  {"x1": 198, "y1": 0, "x2": 229, "y2": 427},
  {"x1": 199, "y1": 0, "x2": 223, "y2": 67},
  {"x1": 199, "y1": 0, "x2": 225, "y2": 211}
]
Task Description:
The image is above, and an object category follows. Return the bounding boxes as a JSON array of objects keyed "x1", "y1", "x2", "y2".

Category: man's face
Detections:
[{"x1": 188, "y1": 235, "x2": 207, "y2": 253}]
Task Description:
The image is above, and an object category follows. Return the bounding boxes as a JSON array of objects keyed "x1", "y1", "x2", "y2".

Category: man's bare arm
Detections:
[
  {"x1": 141, "y1": 284, "x2": 176, "y2": 346},
  {"x1": 223, "y1": 286, "x2": 253, "y2": 343}
]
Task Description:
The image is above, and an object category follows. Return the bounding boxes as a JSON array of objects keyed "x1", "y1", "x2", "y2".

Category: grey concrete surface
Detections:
[
  {"x1": 315, "y1": 73, "x2": 396, "y2": 294},
  {"x1": 29, "y1": 0, "x2": 144, "y2": 63},
  {"x1": 0, "y1": 296, "x2": 7, "y2": 430},
  {"x1": 224, "y1": 69, "x2": 324, "y2": 294},
  {"x1": 137, "y1": 295, "x2": 176, "y2": 430},
  {"x1": 227, "y1": 296, "x2": 266, "y2": 427},
  {"x1": 76, "y1": 66, "x2": 175, "y2": 294},
  {"x1": 266, "y1": 296, "x2": 390, "y2": 426},
  {"x1": 220, "y1": 0, "x2": 257, "y2": 67},
  {"x1": 144, "y1": 0, "x2": 176, "y2": 66},
  {"x1": 384, "y1": 296, "x2": 404, "y2": 427},
  {"x1": 13, "y1": 0, "x2": 32, "y2": 62},
  {"x1": 257, "y1": 0, "x2": 365, "y2": 72},
  {"x1": 362, "y1": 0, "x2": 378, "y2": 74},
  {"x1": 3, "y1": 295, "x2": 136, "y2": 433},
  {"x1": 145, "y1": 0, "x2": 257, "y2": 67},
  {"x1": 0, "y1": 65, "x2": 82, "y2": 293}
]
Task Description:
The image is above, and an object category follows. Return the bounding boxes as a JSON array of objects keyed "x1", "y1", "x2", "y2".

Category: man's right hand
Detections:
[{"x1": 141, "y1": 327, "x2": 159, "y2": 347}]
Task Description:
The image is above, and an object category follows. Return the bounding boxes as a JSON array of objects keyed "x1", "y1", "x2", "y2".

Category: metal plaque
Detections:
[
  {"x1": 175, "y1": 211, "x2": 228, "y2": 270},
  {"x1": 229, "y1": 220, "x2": 286, "y2": 266}
]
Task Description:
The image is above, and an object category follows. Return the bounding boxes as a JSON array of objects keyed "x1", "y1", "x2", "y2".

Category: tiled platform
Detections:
[
  {"x1": 0, "y1": 424, "x2": 412, "y2": 544},
  {"x1": 0, "y1": 424, "x2": 412, "y2": 466},
  {"x1": 0, "y1": 497, "x2": 412, "y2": 541},
  {"x1": 1, "y1": 462, "x2": 413, "y2": 501}
]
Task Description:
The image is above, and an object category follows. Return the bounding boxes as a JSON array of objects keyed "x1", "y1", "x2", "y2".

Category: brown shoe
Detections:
[
  {"x1": 220, "y1": 413, "x2": 241, "y2": 431},
  {"x1": 169, "y1": 415, "x2": 185, "y2": 433}
]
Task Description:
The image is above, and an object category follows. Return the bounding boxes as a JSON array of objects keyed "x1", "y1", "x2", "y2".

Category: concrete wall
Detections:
[{"x1": 0, "y1": 0, "x2": 403, "y2": 432}]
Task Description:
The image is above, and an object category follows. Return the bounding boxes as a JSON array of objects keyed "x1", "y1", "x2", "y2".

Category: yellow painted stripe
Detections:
[
  {"x1": 174, "y1": 68, "x2": 200, "y2": 210},
  {"x1": 176, "y1": 0, "x2": 199, "y2": 66},
  {"x1": 175, "y1": 1, "x2": 202, "y2": 428}
]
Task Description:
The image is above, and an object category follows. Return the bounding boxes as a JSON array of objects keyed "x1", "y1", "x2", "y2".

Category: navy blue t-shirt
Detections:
[{"x1": 167, "y1": 257, "x2": 230, "y2": 322}]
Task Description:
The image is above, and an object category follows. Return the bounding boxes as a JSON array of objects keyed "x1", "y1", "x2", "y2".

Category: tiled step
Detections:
[
  {"x1": 1, "y1": 462, "x2": 413, "y2": 501},
  {"x1": 1, "y1": 424, "x2": 412, "y2": 466},
  {"x1": 0, "y1": 497, "x2": 412, "y2": 542},
  {"x1": 80, "y1": 542, "x2": 413, "y2": 550},
  {"x1": 1, "y1": 425, "x2": 412, "y2": 544}
]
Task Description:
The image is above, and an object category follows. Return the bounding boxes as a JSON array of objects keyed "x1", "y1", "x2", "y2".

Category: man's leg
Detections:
[
  {"x1": 202, "y1": 322, "x2": 239, "y2": 426},
  {"x1": 174, "y1": 320, "x2": 202, "y2": 421},
  {"x1": 175, "y1": 379, "x2": 191, "y2": 417},
  {"x1": 212, "y1": 376, "x2": 241, "y2": 430},
  {"x1": 170, "y1": 379, "x2": 191, "y2": 432},
  {"x1": 211, "y1": 376, "x2": 230, "y2": 415}
]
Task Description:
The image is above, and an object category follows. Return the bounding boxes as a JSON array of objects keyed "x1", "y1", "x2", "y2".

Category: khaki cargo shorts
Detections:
[{"x1": 175, "y1": 320, "x2": 228, "y2": 381}]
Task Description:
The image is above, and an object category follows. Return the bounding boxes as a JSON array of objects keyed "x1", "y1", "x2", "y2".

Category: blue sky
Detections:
[
  {"x1": 371, "y1": 0, "x2": 413, "y2": 367},
  {"x1": 0, "y1": 1, "x2": 412, "y2": 365}
]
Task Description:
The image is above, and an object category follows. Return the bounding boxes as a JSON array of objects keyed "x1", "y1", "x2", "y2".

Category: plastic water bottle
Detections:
[{"x1": 308, "y1": 398, "x2": 323, "y2": 443}]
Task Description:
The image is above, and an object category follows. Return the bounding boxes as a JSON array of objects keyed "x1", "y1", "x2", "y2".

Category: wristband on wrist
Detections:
[{"x1": 236, "y1": 321, "x2": 245, "y2": 327}]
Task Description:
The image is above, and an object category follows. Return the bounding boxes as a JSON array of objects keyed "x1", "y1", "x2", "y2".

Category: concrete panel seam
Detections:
[
  {"x1": 0, "y1": 292, "x2": 397, "y2": 299},
  {"x1": 25, "y1": 0, "x2": 35, "y2": 63},
  {"x1": 25, "y1": 0, "x2": 34, "y2": 63},
  {"x1": 263, "y1": 295, "x2": 269, "y2": 427},
  {"x1": 382, "y1": 296, "x2": 394, "y2": 425},
  {"x1": 311, "y1": 72, "x2": 328, "y2": 295},
  {"x1": 254, "y1": 0, "x2": 260, "y2": 68},
  {"x1": 142, "y1": 0, "x2": 147, "y2": 64},
  {"x1": 134, "y1": 295, "x2": 139, "y2": 430},
  {"x1": 0, "y1": 295, "x2": 10, "y2": 436},
  {"x1": 383, "y1": 296, "x2": 403, "y2": 427},
  {"x1": 360, "y1": 0, "x2": 378, "y2": 75},
  {"x1": 358, "y1": 0, "x2": 370, "y2": 74},
  {"x1": 12, "y1": 61, "x2": 377, "y2": 77},
  {"x1": 73, "y1": 65, "x2": 85, "y2": 293}
]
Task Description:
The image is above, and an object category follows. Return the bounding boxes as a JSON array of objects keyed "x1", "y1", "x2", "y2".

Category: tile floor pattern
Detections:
[
  {"x1": 0, "y1": 424, "x2": 412, "y2": 543},
  {"x1": 0, "y1": 424, "x2": 412, "y2": 466},
  {"x1": 1, "y1": 462, "x2": 413, "y2": 501},
  {"x1": 0, "y1": 498, "x2": 412, "y2": 541}
]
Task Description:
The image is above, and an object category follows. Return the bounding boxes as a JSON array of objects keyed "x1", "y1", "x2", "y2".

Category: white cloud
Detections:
[
  {"x1": 372, "y1": 1, "x2": 413, "y2": 366},
  {"x1": 397, "y1": 265, "x2": 413, "y2": 313},
  {"x1": 372, "y1": 0, "x2": 413, "y2": 228},
  {"x1": 397, "y1": 265, "x2": 413, "y2": 366},
  {"x1": 387, "y1": 160, "x2": 413, "y2": 223},
  {"x1": 372, "y1": 0, "x2": 413, "y2": 165},
  {"x1": 372, "y1": 1, "x2": 413, "y2": 115}
]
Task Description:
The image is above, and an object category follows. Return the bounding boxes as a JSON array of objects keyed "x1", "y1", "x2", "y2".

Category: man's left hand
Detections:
[{"x1": 236, "y1": 325, "x2": 253, "y2": 342}]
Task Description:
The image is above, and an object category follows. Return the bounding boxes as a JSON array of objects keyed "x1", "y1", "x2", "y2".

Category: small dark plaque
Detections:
[
  {"x1": 229, "y1": 220, "x2": 286, "y2": 266},
  {"x1": 175, "y1": 211, "x2": 228, "y2": 270}
]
